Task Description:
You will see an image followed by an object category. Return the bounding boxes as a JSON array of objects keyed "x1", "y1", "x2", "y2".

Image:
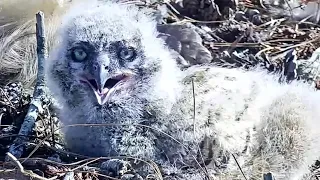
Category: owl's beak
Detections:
[
  {"x1": 80, "y1": 72, "x2": 132, "y2": 105},
  {"x1": 93, "y1": 74, "x2": 128, "y2": 105}
]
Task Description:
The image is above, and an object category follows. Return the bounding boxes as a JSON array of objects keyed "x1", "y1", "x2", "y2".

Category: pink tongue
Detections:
[
  {"x1": 97, "y1": 88, "x2": 110, "y2": 95},
  {"x1": 93, "y1": 88, "x2": 110, "y2": 105}
]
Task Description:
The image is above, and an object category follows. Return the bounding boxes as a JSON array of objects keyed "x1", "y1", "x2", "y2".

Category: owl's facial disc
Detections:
[
  {"x1": 71, "y1": 43, "x2": 137, "y2": 105},
  {"x1": 79, "y1": 72, "x2": 133, "y2": 105}
]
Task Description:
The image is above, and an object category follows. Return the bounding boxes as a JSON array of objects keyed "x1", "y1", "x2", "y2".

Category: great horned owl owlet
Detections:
[{"x1": 46, "y1": 1, "x2": 320, "y2": 179}]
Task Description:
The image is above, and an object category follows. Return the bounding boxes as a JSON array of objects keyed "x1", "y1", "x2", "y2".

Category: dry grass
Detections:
[{"x1": 0, "y1": 0, "x2": 72, "y2": 87}]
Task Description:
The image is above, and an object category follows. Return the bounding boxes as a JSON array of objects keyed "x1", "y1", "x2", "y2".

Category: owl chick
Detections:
[{"x1": 46, "y1": 1, "x2": 320, "y2": 180}]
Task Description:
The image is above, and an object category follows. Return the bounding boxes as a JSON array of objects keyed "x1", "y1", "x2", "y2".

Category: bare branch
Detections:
[
  {"x1": 6, "y1": 11, "x2": 47, "y2": 160},
  {"x1": 6, "y1": 152, "x2": 55, "y2": 180}
]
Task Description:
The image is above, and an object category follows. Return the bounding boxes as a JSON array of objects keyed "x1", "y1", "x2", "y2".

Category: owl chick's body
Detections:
[{"x1": 45, "y1": 1, "x2": 320, "y2": 180}]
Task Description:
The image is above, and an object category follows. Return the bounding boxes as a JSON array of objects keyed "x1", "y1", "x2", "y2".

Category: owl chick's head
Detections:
[{"x1": 46, "y1": 1, "x2": 181, "y2": 111}]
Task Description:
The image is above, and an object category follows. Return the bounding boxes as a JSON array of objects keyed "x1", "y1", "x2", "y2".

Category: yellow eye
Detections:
[
  {"x1": 118, "y1": 47, "x2": 136, "y2": 61},
  {"x1": 72, "y1": 48, "x2": 87, "y2": 62}
]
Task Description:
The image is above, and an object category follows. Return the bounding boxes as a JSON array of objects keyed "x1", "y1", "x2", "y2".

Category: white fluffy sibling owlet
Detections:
[{"x1": 45, "y1": 1, "x2": 320, "y2": 179}]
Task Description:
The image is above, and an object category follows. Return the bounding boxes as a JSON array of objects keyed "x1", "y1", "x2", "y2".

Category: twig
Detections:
[
  {"x1": 191, "y1": 78, "x2": 196, "y2": 134},
  {"x1": 258, "y1": 0, "x2": 267, "y2": 9},
  {"x1": 316, "y1": 0, "x2": 320, "y2": 23},
  {"x1": 270, "y1": 35, "x2": 320, "y2": 56},
  {"x1": 6, "y1": 152, "x2": 24, "y2": 172},
  {"x1": 231, "y1": 153, "x2": 248, "y2": 180},
  {"x1": 6, "y1": 152, "x2": 57, "y2": 180},
  {"x1": 6, "y1": 11, "x2": 47, "y2": 160},
  {"x1": 284, "y1": 0, "x2": 294, "y2": 18},
  {"x1": 190, "y1": 78, "x2": 212, "y2": 179},
  {"x1": 70, "y1": 157, "x2": 102, "y2": 171},
  {"x1": 0, "y1": 113, "x2": 4, "y2": 125}
]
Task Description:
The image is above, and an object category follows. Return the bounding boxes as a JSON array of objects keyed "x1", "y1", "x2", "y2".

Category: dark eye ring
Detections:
[
  {"x1": 118, "y1": 47, "x2": 136, "y2": 61},
  {"x1": 71, "y1": 48, "x2": 87, "y2": 62}
]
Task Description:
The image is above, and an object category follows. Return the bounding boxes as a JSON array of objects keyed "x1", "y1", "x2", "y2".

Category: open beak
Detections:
[{"x1": 80, "y1": 73, "x2": 132, "y2": 105}]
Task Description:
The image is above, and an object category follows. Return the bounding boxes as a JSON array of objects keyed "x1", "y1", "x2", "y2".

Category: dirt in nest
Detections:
[{"x1": 1, "y1": 0, "x2": 320, "y2": 179}]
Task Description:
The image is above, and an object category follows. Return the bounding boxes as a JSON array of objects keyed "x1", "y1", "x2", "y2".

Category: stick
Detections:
[
  {"x1": 6, "y1": 11, "x2": 47, "y2": 160},
  {"x1": 6, "y1": 152, "x2": 56, "y2": 180}
]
